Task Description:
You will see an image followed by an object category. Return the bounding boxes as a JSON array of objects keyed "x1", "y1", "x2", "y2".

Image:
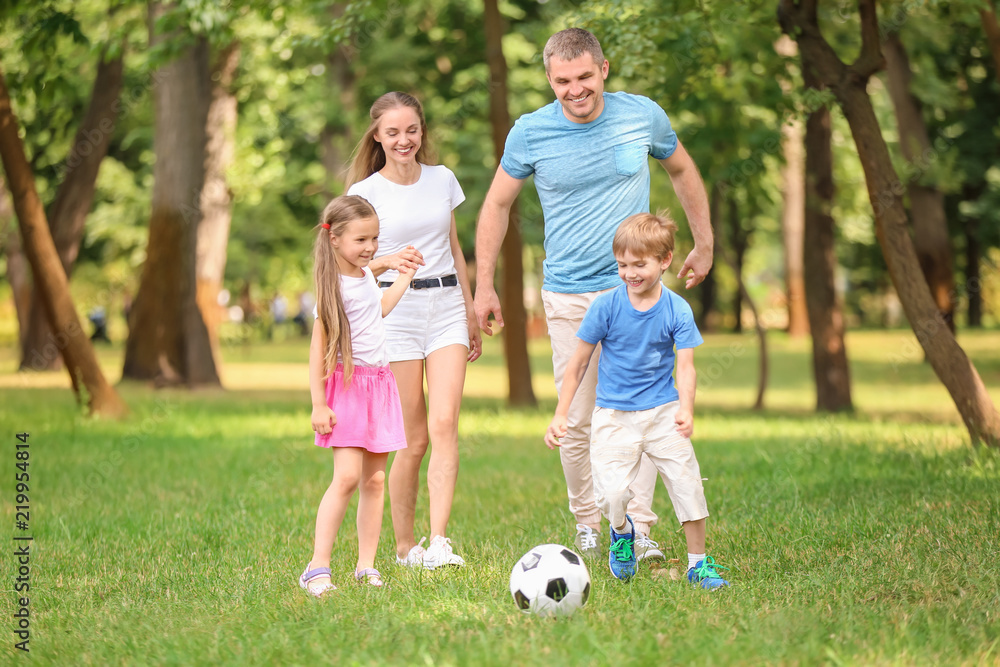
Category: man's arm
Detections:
[
  {"x1": 673, "y1": 347, "x2": 697, "y2": 439},
  {"x1": 474, "y1": 167, "x2": 526, "y2": 336},
  {"x1": 658, "y1": 140, "x2": 714, "y2": 289}
]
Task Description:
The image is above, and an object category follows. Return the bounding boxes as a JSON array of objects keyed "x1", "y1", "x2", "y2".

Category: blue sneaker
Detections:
[
  {"x1": 608, "y1": 516, "x2": 637, "y2": 581},
  {"x1": 687, "y1": 556, "x2": 730, "y2": 590}
]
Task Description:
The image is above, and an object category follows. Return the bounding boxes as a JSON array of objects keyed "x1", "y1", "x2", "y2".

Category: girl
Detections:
[
  {"x1": 346, "y1": 92, "x2": 480, "y2": 570},
  {"x1": 298, "y1": 195, "x2": 414, "y2": 596}
]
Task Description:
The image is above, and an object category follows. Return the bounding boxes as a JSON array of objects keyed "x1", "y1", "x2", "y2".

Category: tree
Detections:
[
  {"x1": 122, "y1": 2, "x2": 218, "y2": 386},
  {"x1": 980, "y1": 0, "x2": 1000, "y2": 85},
  {"x1": 483, "y1": 0, "x2": 536, "y2": 406},
  {"x1": 779, "y1": 0, "x2": 1000, "y2": 446},
  {"x1": 0, "y1": 66, "x2": 127, "y2": 417}
]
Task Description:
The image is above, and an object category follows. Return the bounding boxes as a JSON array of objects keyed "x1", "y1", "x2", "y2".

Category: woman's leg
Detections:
[
  {"x1": 387, "y1": 359, "x2": 429, "y2": 558},
  {"x1": 424, "y1": 344, "x2": 468, "y2": 539},
  {"x1": 356, "y1": 451, "x2": 390, "y2": 571},
  {"x1": 309, "y1": 447, "x2": 364, "y2": 577}
]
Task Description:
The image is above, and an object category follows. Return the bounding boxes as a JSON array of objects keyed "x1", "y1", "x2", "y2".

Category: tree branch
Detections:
[{"x1": 852, "y1": 0, "x2": 885, "y2": 79}]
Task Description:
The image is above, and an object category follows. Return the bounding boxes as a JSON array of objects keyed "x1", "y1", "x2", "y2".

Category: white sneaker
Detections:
[
  {"x1": 423, "y1": 535, "x2": 465, "y2": 569},
  {"x1": 635, "y1": 533, "x2": 665, "y2": 561},
  {"x1": 395, "y1": 537, "x2": 427, "y2": 567},
  {"x1": 574, "y1": 524, "x2": 601, "y2": 559}
]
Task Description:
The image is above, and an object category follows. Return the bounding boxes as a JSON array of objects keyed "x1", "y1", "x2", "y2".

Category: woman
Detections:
[{"x1": 346, "y1": 92, "x2": 481, "y2": 569}]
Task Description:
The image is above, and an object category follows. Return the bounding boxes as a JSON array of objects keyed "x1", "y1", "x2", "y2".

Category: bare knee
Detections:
[
  {"x1": 332, "y1": 470, "x2": 361, "y2": 497},
  {"x1": 427, "y1": 412, "x2": 458, "y2": 443},
  {"x1": 402, "y1": 434, "x2": 430, "y2": 459},
  {"x1": 362, "y1": 469, "x2": 385, "y2": 494}
]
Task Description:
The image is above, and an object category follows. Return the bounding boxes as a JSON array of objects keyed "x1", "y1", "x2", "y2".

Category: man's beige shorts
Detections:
[{"x1": 590, "y1": 401, "x2": 709, "y2": 528}]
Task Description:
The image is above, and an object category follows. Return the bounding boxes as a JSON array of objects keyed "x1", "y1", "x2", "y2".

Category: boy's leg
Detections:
[
  {"x1": 591, "y1": 407, "x2": 642, "y2": 580},
  {"x1": 626, "y1": 456, "x2": 661, "y2": 559}
]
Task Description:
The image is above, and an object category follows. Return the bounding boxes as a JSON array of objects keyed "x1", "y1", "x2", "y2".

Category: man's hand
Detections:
[
  {"x1": 544, "y1": 415, "x2": 568, "y2": 450},
  {"x1": 677, "y1": 244, "x2": 714, "y2": 289},
  {"x1": 474, "y1": 283, "x2": 504, "y2": 336}
]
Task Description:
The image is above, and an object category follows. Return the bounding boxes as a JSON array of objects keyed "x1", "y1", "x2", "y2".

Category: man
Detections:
[{"x1": 474, "y1": 28, "x2": 713, "y2": 561}]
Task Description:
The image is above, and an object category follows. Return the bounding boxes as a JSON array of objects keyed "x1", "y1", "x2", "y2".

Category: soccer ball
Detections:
[{"x1": 509, "y1": 544, "x2": 591, "y2": 617}]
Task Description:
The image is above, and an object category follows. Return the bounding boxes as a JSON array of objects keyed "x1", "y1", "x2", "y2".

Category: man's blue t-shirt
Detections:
[
  {"x1": 500, "y1": 92, "x2": 678, "y2": 294},
  {"x1": 576, "y1": 285, "x2": 703, "y2": 411}
]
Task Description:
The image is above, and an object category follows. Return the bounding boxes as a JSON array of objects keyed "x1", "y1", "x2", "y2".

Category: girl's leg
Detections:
[
  {"x1": 387, "y1": 359, "x2": 429, "y2": 558},
  {"x1": 308, "y1": 448, "x2": 365, "y2": 584},
  {"x1": 423, "y1": 344, "x2": 468, "y2": 539},
  {"x1": 356, "y1": 451, "x2": 390, "y2": 571}
]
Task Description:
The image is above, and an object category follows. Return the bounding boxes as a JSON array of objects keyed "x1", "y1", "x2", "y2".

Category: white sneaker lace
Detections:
[
  {"x1": 575, "y1": 524, "x2": 598, "y2": 551},
  {"x1": 635, "y1": 534, "x2": 659, "y2": 552}
]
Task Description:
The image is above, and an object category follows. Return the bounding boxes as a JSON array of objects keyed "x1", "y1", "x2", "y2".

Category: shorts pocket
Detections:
[{"x1": 614, "y1": 141, "x2": 647, "y2": 176}]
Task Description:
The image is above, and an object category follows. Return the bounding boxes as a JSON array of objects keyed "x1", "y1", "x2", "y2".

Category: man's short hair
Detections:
[
  {"x1": 543, "y1": 28, "x2": 605, "y2": 71},
  {"x1": 613, "y1": 212, "x2": 678, "y2": 261}
]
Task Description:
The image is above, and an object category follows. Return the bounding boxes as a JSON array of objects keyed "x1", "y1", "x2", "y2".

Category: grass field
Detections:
[{"x1": 1, "y1": 329, "x2": 999, "y2": 665}]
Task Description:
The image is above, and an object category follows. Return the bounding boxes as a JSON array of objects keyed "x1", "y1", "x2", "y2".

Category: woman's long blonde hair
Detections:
[
  {"x1": 345, "y1": 92, "x2": 435, "y2": 187},
  {"x1": 314, "y1": 195, "x2": 378, "y2": 386}
]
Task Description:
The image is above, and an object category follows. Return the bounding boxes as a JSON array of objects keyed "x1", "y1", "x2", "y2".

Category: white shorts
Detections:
[{"x1": 381, "y1": 284, "x2": 469, "y2": 361}]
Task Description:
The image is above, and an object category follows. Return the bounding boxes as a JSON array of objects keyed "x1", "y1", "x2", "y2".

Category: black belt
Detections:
[{"x1": 379, "y1": 274, "x2": 458, "y2": 290}]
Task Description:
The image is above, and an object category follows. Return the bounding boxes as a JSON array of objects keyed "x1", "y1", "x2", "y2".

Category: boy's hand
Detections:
[
  {"x1": 544, "y1": 416, "x2": 568, "y2": 449},
  {"x1": 675, "y1": 407, "x2": 694, "y2": 439},
  {"x1": 312, "y1": 405, "x2": 336, "y2": 435}
]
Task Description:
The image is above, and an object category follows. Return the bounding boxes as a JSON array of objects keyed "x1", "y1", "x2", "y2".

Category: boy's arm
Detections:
[
  {"x1": 309, "y1": 319, "x2": 336, "y2": 435},
  {"x1": 674, "y1": 347, "x2": 696, "y2": 439},
  {"x1": 544, "y1": 339, "x2": 597, "y2": 449},
  {"x1": 379, "y1": 265, "x2": 416, "y2": 317}
]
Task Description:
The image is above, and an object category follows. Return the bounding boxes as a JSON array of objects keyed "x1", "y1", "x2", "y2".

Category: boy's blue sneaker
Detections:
[
  {"x1": 608, "y1": 516, "x2": 637, "y2": 581},
  {"x1": 687, "y1": 556, "x2": 730, "y2": 590}
]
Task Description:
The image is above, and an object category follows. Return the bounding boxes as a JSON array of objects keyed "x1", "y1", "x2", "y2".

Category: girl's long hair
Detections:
[
  {"x1": 345, "y1": 92, "x2": 435, "y2": 188},
  {"x1": 314, "y1": 195, "x2": 378, "y2": 386}
]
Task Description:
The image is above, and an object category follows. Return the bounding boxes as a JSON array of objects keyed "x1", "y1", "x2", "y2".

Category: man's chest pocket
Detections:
[{"x1": 614, "y1": 141, "x2": 648, "y2": 177}]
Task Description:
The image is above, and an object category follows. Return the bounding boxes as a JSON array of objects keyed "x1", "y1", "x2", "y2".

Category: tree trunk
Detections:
[
  {"x1": 197, "y1": 41, "x2": 239, "y2": 366},
  {"x1": 319, "y1": 3, "x2": 356, "y2": 197},
  {"x1": 802, "y1": 70, "x2": 853, "y2": 412},
  {"x1": 20, "y1": 47, "x2": 124, "y2": 371},
  {"x1": 728, "y1": 201, "x2": 748, "y2": 335},
  {"x1": 961, "y1": 188, "x2": 983, "y2": 328},
  {"x1": 123, "y1": 4, "x2": 219, "y2": 387},
  {"x1": 776, "y1": 36, "x2": 809, "y2": 338},
  {"x1": 0, "y1": 67, "x2": 127, "y2": 417},
  {"x1": 980, "y1": 1, "x2": 1000, "y2": 86},
  {"x1": 882, "y1": 32, "x2": 955, "y2": 332},
  {"x1": 2, "y1": 179, "x2": 31, "y2": 346},
  {"x1": 780, "y1": 0, "x2": 1000, "y2": 447},
  {"x1": 483, "y1": 0, "x2": 536, "y2": 406},
  {"x1": 698, "y1": 184, "x2": 721, "y2": 331}
]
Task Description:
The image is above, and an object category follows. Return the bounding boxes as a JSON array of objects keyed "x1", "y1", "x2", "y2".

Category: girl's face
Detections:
[
  {"x1": 374, "y1": 106, "x2": 422, "y2": 167},
  {"x1": 331, "y1": 215, "x2": 379, "y2": 276}
]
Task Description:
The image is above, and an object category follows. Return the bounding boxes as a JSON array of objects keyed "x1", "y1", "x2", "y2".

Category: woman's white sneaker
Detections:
[
  {"x1": 395, "y1": 537, "x2": 427, "y2": 567},
  {"x1": 423, "y1": 535, "x2": 465, "y2": 569}
]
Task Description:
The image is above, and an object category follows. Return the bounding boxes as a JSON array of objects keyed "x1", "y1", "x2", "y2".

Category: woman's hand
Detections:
[
  {"x1": 467, "y1": 310, "x2": 482, "y2": 362},
  {"x1": 384, "y1": 245, "x2": 425, "y2": 274}
]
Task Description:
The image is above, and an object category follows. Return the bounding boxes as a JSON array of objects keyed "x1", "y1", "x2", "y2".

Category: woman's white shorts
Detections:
[{"x1": 381, "y1": 284, "x2": 469, "y2": 362}]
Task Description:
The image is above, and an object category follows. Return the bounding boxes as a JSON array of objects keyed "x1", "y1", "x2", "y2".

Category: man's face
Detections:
[{"x1": 546, "y1": 54, "x2": 609, "y2": 124}]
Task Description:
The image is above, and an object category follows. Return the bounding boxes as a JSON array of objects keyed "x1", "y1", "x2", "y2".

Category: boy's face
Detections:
[{"x1": 616, "y1": 250, "x2": 672, "y2": 299}]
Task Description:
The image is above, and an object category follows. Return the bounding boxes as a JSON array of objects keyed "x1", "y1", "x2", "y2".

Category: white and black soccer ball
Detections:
[{"x1": 509, "y1": 544, "x2": 591, "y2": 617}]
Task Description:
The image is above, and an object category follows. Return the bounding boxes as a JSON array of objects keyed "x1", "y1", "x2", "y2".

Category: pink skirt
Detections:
[{"x1": 315, "y1": 364, "x2": 407, "y2": 453}]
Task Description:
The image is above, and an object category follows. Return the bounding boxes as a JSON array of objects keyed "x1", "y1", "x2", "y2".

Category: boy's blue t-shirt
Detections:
[
  {"x1": 500, "y1": 92, "x2": 678, "y2": 294},
  {"x1": 576, "y1": 284, "x2": 703, "y2": 411}
]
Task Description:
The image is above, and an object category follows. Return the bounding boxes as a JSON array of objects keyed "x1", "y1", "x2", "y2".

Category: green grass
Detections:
[{"x1": 2, "y1": 329, "x2": 999, "y2": 665}]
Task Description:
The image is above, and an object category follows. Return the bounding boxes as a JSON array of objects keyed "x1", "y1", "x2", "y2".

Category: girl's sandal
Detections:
[
  {"x1": 354, "y1": 568, "x2": 384, "y2": 588},
  {"x1": 299, "y1": 564, "x2": 336, "y2": 597}
]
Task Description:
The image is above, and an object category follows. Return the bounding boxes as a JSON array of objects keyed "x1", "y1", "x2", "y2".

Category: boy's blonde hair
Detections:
[{"x1": 612, "y1": 211, "x2": 678, "y2": 261}]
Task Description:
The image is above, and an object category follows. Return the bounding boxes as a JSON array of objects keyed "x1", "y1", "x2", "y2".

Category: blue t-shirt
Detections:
[
  {"x1": 500, "y1": 92, "x2": 678, "y2": 294},
  {"x1": 576, "y1": 285, "x2": 703, "y2": 411}
]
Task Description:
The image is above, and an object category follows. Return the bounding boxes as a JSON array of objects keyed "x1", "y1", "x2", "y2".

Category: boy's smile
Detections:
[{"x1": 616, "y1": 250, "x2": 673, "y2": 308}]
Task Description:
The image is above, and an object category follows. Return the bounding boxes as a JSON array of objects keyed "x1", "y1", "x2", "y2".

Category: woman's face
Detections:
[{"x1": 374, "y1": 106, "x2": 423, "y2": 167}]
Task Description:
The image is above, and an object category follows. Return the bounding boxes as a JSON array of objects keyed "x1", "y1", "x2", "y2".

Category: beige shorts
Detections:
[{"x1": 590, "y1": 401, "x2": 709, "y2": 527}]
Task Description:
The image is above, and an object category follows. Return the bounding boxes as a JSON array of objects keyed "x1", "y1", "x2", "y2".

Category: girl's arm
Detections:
[
  {"x1": 448, "y1": 213, "x2": 482, "y2": 362},
  {"x1": 369, "y1": 246, "x2": 425, "y2": 278},
  {"x1": 309, "y1": 319, "x2": 336, "y2": 434},
  {"x1": 674, "y1": 347, "x2": 696, "y2": 438},
  {"x1": 379, "y1": 264, "x2": 415, "y2": 317},
  {"x1": 544, "y1": 339, "x2": 597, "y2": 449}
]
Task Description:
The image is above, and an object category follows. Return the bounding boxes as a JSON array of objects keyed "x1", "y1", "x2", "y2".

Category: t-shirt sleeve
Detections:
[
  {"x1": 447, "y1": 168, "x2": 466, "y2": 210},
  {"x1": 499, "y1": 122, "x2": 534, "y2": 180},
  {"x1": 576, "y1": 298, "x2": 610, "y2": 345},
  {"x1": 671, "y1": 297, "x2": 703, "y2": 349},
  {"x1": 647, "y1": 99, "x2": 678, "y2": 160}
]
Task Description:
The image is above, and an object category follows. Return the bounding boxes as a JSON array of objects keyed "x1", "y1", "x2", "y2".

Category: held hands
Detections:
[
  {"x1": 466, "y1": 310, "x2": 483, "y2": 362},
  {"x1": 392, "y1": 261, "x2": 417, "y2": 285},
  {"x1": 474, "y1": 284, "x2": 504, "y2": 336},
  {"x1": 675, "y1": 406, "x2": 694, "y2": 439},
  {"x1": 544, "y1": 415, "x2": 568, "y2": 450},
  {"x1": 311, "y1": 404, "x2": 337, "y2": 435},
  {"x1": 387, "y1": 245, "x2": 425, "y2": 273},
  {"x1": 677, "y1": 244, "x2": 714, "y2": 290}
]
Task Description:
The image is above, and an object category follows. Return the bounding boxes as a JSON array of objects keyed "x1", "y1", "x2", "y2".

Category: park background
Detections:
[{"x1": 1, "y1": 0, "x2": 999, "y2": 665}]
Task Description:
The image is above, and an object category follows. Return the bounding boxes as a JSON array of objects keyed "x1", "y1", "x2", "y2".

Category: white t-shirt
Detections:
[
  {"x1": 348, "y1": 164, "x2": 465, "y2": 283},
  {"x1": 315, "y1": 267, "x2": 388, "y2": 367}
]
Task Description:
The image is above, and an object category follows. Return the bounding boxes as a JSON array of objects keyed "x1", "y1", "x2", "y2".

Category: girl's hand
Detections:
[
  {"x1": 386, "y1": 245, "x2": 425, "y2": 273},
  {"x1": 467, "y1": 310, "x2": 482, "y2": 362},
  {"x1": 544, "y1": 416, "x2": 567, "y2": 450},
  {"x1": 674, "y1": 407, "x2": 694, "y2": 439},
  {"x1": 312, "y1": 405, "x2": 336, "y2": 435}
]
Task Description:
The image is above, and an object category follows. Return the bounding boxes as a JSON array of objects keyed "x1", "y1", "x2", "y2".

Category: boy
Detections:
[{"x1": 544, "y1": 212, "x2": 728, "y2": 588}]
